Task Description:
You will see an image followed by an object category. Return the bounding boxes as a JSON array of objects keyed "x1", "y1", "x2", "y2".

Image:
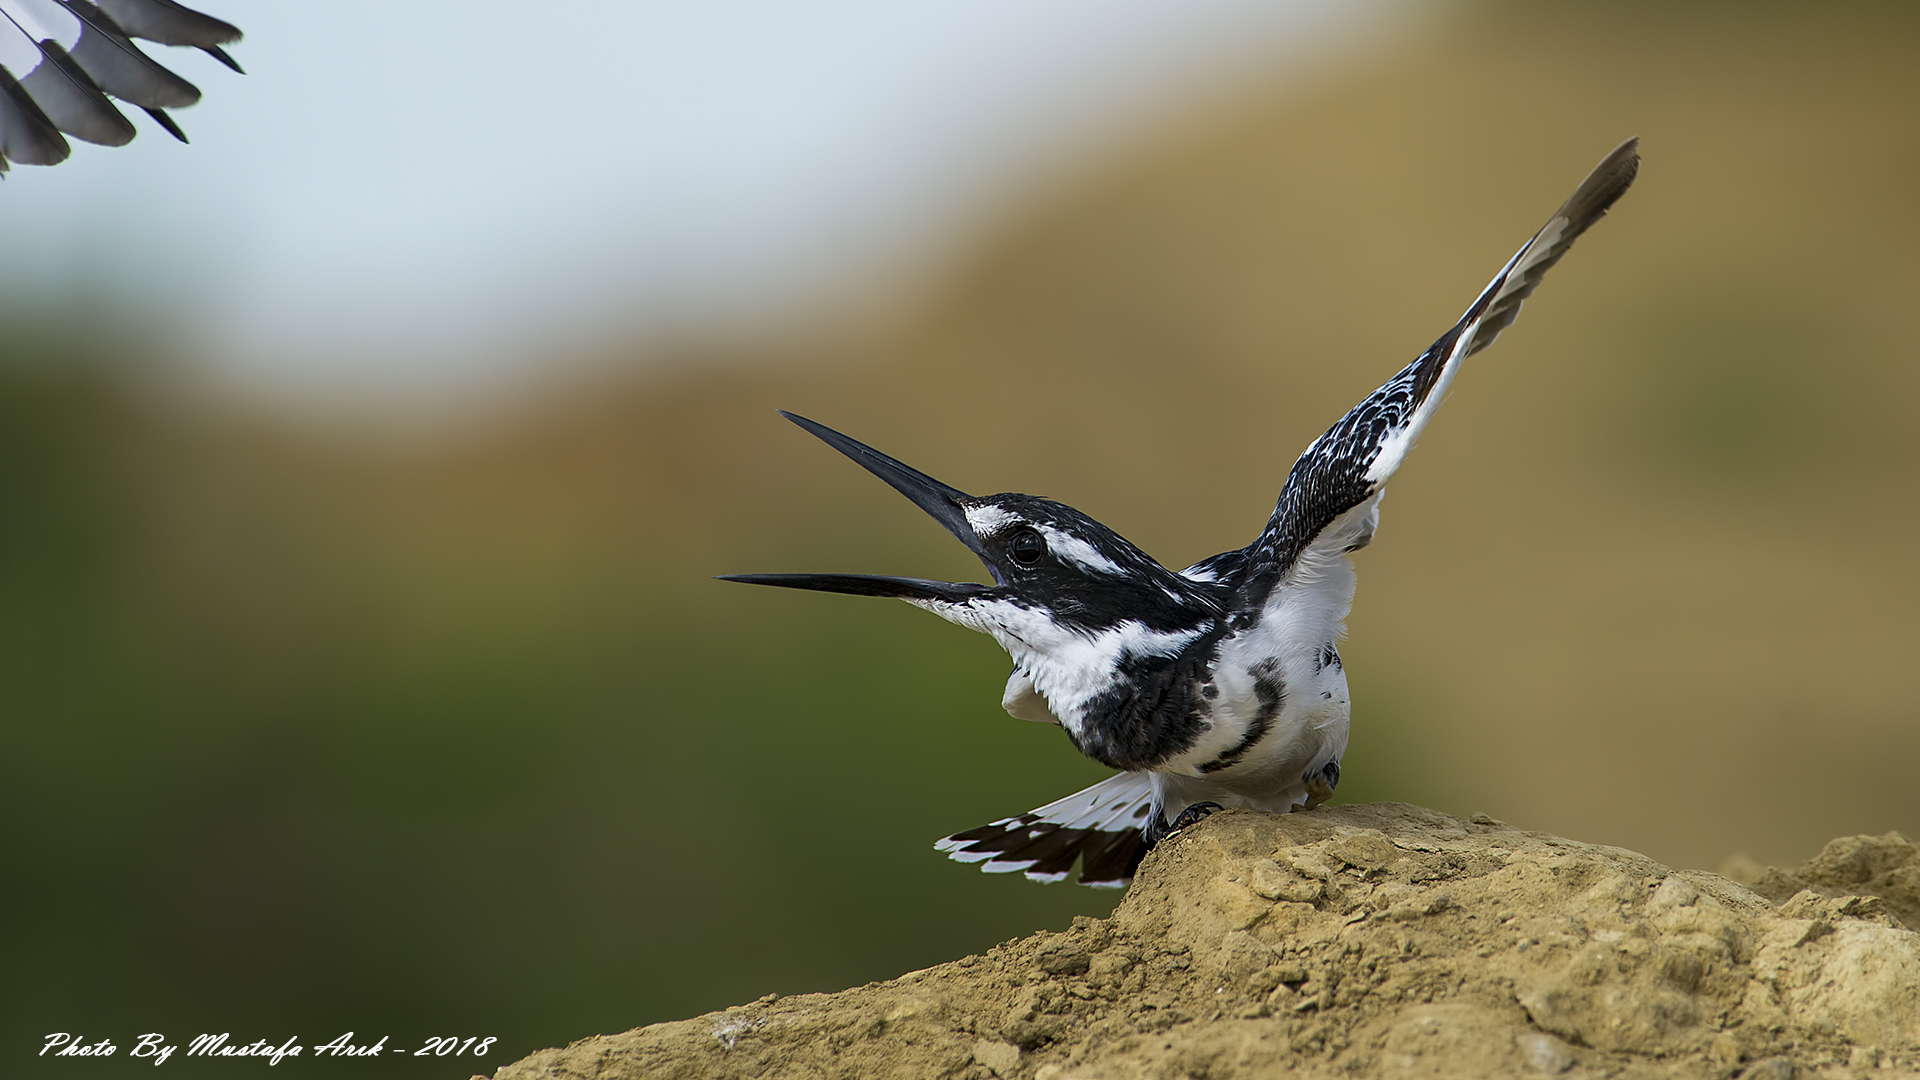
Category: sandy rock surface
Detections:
[{"x1": 489, "y1": 804, "x2": 1920, "y2": 1080}]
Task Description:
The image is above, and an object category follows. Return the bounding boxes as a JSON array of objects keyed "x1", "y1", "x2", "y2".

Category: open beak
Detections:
[
  {"x1": 716, "y1": 572, "x2": 992, "y2": 603},
  {"x1": 717, "y1": 411, "x2": 998, "y2": 602}
]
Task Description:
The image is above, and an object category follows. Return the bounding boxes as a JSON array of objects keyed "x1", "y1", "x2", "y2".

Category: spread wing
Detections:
[
  {"x1": 1239, "y1": 138, "x2": 1640, "y2": 609},
  {"x1": 1, "y1": 0, "x2": 241, "y2": 170}
]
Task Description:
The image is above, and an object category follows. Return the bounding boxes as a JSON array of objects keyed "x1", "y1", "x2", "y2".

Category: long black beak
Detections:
[
  {"x1": 715, "y1": 573, "x2": 992, "y2": 603},
  {"x1": 717, "y1": 411, "x2": 999, "y2": 601},
  {"x1": 777, "y1": 411, "x2": 989, "y2": 560}
]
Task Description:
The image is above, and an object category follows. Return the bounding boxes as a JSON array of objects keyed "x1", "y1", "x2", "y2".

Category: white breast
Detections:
[{"x1": 1161, "y1": 544, "x2": 1360, "y2": 789}]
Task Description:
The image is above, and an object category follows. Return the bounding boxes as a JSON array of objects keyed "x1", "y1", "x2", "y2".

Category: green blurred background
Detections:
[{"x1": 5, "y1": 1, "x2": 1919, "y2": 1076}]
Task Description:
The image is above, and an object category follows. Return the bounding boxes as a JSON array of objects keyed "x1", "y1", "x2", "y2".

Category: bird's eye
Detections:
[{"x1": 1006, "y1": 528, "x2": 1046, "y2": 568}]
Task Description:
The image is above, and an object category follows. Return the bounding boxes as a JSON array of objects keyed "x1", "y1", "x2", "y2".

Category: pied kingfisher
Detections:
[
  {"x1": 724, "y1": 139, "x2": 1640, "y2": 887},
  {"x1": 0, "y1": 0, "x2": 242, "y2": 171}
]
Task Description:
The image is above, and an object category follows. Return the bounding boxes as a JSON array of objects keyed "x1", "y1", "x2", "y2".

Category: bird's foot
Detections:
[
  {"x1": 1303, "y1": 758, "x2": 1341, "y2": 809},
  {"x1": 1170, "y1": 800, "x2": 1224, "y2": 833},
  {"x1": 1144, "y1": 800, "x2": 1224, "y2": 847}
]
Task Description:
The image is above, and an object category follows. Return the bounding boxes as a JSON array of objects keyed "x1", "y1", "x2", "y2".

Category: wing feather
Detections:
[
  {"x1": 18, "y1": 38, "x2": 137, "y2": 146},
  {"x1": 1, "y1": 0, "x2": 137, "y2": 149},
  {"x1": 0, "y1": 22, "x2": 68, "y2": 166},
  {"x1": 63, "y1": 0, "x2": 203, "y2": 108},
  {"x1": 91, "y1": 0, "x2": 238, "y2": 48},
  {"x1": 1239, "y1": 139, "x2": 1639, "y2": 607},
  {"x1": 0, "y1": 0, "x2": 237, "y2": 169}
]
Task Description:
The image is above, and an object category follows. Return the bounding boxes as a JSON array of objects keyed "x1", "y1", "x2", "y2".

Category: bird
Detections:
[
  {"x1": 722, "y1": 138, "x2": 1640, "y2": 889},
  {"x1": 0, "y1": 0, "x2": 242, "y2": 172}
]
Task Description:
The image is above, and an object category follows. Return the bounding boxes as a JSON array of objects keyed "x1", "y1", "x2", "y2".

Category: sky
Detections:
[{"x1": 0, "y1": 0, "x2": 1400, "y2": 403}]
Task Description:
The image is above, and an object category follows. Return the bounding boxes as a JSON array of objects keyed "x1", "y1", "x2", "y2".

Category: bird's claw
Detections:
[
  {"x1": 1303, "y1": 758, "x2": 1341, "y2": 809},
  {"x1": 1143, "y1": 800, "x2": 1225, "y2": 846}
]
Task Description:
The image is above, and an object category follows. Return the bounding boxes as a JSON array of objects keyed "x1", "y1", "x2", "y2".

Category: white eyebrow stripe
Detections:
[
  {"x1": 964, "y1": 505, "x2": 1017, "y2": 534},
  {"x1": 962, "y1": 503, "x2": 1123, "y2": 576},
  {"x1": 1041, "y1": 526, "x2": 1122, "y2": 575}
]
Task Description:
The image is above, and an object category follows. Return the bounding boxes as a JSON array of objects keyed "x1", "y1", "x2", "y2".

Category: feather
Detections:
[
  {"x1": 198, "y1": 41, "x2": 235, "y2": 72},
  {"x1": 0, "y1": 59, "x2": 68, "y2": 166},
  {"x1": 0, "y1": 0, "x2": 239, "y2": 169},
  {"x1": 62, "y1": 0, "x2": 201, "y2": 108},
  {"x1": 1241, "y1": 139, "x2": 1641, "y2": 608},
  {"x1": 139, "y1": 101, "x2": 180, "y2": 141},
  {"x1": 90, "y1": 0, "x2": 238, "y2": 48},
  {"x1": 18, "y1": 39, "x2": 136, "y2": 146},
  {"x1": 936, "y1": 772, "x2": 1156, "y2": 886},
  {"x1": 2, "y1": 1, "x2": 138, "y2": 149}
]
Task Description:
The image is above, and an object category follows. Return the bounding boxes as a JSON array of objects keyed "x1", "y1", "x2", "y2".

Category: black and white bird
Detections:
[
  {"x1": 723, "y1": 139, "x2": 1640, "y2": 888},
  {"x1": 0, "y1": 0, "x2": 241, "y2": 171}
]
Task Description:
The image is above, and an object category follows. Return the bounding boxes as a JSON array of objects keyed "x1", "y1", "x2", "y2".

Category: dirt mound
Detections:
[{"x1": 490, "y1": 805, "x2": 1920, "y2": 1079}]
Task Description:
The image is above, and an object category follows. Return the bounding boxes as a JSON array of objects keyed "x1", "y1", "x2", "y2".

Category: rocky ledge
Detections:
[{"x1": 489, "y1": 803, "x2": 1920, "y2": 1080}]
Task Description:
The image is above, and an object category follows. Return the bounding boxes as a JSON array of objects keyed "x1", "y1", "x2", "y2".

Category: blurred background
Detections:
[{"x1": 4, "y1": 0, "x2": 1917, "y2": 1075}]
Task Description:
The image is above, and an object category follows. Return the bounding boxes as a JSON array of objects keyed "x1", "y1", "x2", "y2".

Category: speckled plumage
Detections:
[{"x1": 725, "y1": 139, "x2": 1640, "y2": 887}]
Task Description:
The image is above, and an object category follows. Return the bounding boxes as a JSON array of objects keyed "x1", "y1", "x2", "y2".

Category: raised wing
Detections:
[
  {"x1": 1, "y1": 0, "x2": 241, "y2": 170},
  {"x1": 1239, "y1": 138, "x2": 1639, "y2": 608}
]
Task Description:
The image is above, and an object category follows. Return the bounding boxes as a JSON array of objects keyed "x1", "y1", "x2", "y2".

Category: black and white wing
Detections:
[
  {"x1": 0, "y1": 0, "x2": 241, "y2": 171},
  {"x1": 934, "y1": 772, "x2": 1154, "y2": 888},
  {"x1": 1239, "y1": 138, "x2": 1640, "y2": 607}
]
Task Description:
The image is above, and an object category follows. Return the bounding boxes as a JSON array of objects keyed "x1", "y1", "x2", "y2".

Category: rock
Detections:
[
  {"x1": 1251, "y1": 857, "x2": 1324, "y2": 902},
  {"x1": 972, "y1": 1039, "x2": 1020, "y2": 1076},
  {"x1": 1515, "y1": 1031, "x2": 1576, "y2": 1074},
  {"x1": 489, "y1": 804, "x2": 1920, "y2": 1080},
  {"x1": 1732, "y1": 831, "x2": 1920, "y2": 933},
  {"x1": 1741, "y1": 1056, "x2": 1797, "y2": 1080},
  {"x1": 1035, "y1": 937, "x2": 1092, "y2": 977}
]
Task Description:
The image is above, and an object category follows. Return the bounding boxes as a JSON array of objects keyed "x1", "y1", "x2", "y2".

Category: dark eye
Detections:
[{"x1": 1006, "y1": 527, "x2": 1046, "y2": 568}]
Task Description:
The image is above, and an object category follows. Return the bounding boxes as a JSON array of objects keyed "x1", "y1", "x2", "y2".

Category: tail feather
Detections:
[
  {"x1": 935, "y1": 772, "x2": 1155, "y2": 888},
  {"x1": 982, "y1": 828, "x2": 1088, "y2": 881}
]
